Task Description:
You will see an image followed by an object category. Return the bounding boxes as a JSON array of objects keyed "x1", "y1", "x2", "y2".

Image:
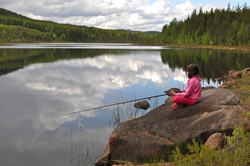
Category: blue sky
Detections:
[
  {"x1": 169, "y1": 0, "x2": 246, "y2": 7},
  {"x1": 0, "y1": 0, "x2": 248, "y2": 31}
]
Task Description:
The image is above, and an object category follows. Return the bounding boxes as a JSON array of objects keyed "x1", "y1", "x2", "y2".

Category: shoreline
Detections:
[
  {"x1": 133, "y1": 43, "x2": 250, "y2": 53},
  {"x1": 1, "y1": 42, "x2": 250, "y2": 53},
  {"x1": 166, "y1": 44, "x2": 250, "y2": 53}
]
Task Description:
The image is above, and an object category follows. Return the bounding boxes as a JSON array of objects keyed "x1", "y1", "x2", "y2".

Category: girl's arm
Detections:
[{"x1": 175, "y1": 80, "x2": 196, "y2": 97}]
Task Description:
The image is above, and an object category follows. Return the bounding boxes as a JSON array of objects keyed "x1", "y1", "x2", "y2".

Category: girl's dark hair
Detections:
[{"x1": 186, "y1": 63, "x2": 199, "y2": 78}]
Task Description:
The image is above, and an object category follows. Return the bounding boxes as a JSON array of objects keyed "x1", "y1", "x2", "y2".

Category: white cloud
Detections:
[
  {"x1": 0, "y1": 0, "x2": 229, "y2": 31},
  {"x1": 173, "y1": 72, "x2": 187, "y2": 83},
  {"x1": 26, "y1": 83, "x2": 83, "y2": 95}
]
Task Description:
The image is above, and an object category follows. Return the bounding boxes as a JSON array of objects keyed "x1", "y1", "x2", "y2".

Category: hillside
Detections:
[
  {"x1": 0, "y1": 24, "x2": 51, "y2": 43},
  {"x1": 0, "y1": 8, "x2": 29, "y2": 19},
  {"x1": 0, "y1": 8, "x2": 158, "y2": 44}
]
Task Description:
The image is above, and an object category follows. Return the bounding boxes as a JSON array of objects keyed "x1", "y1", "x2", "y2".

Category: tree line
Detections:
[
  {"x1": 0, "y1": 8, "x2": 158, "y2": 44},
  {"x1": 159, "y1": 3, "x2": 250, "y2": 46}
]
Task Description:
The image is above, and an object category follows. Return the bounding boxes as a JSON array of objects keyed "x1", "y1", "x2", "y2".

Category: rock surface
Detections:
[{"x1": 95, "y1": 88, "x2": 246, "y2": 166}]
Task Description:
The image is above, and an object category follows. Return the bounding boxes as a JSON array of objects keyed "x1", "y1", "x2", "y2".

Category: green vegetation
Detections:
[
  {"x1": 171, "y1": 114, "x2": 250, "y2": 165},
  {"x1": 0, "y1": 8, "x2": 158, "y2": 44},
  {"x1": 159, "y1": 3, "x2": 250, "y2": 46},
  {"x1": 0, "y1": 24, "x2": 49, "y2": 42}
]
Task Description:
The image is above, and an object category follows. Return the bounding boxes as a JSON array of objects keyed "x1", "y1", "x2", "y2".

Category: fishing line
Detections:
[{"x1": 62, "y1": 93, "x2": 169, "y2": 116}]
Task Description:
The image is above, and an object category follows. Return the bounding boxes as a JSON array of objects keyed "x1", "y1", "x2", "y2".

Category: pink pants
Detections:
[{"x1": 173, "y1": 96, "x2": 197, "y2": 105}]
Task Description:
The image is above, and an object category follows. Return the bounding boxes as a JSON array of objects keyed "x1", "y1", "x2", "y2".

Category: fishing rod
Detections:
[{"x1": 62, "y1": 93, "x2": 170, "y2": 116}]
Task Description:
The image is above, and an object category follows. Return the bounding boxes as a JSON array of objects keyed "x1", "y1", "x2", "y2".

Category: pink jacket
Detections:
[{"x1": 175, "y1": 75, "x2": 201, "y2": 102}]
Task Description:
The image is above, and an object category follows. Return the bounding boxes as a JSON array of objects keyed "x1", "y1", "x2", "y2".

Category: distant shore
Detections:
[
  {"x1": 1, "y1": 42, "x2": 250, "y2": 53},
  {"x1": 0, "y1": 43, "x2": 9, "y2": 46},
  {"x1": 166, "y1": 44, "x2": 250, "y2": 53},
  {"x1": 134, "y1": 43, "x2": 250, "y2": 53}
]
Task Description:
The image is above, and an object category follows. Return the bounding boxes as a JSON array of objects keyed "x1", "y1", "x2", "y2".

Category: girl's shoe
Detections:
[{"x1": 171, "y1": 103, "x2": 184, "y2": 109}]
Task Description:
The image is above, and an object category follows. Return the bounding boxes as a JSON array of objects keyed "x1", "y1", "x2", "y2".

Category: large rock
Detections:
[{"x1": 95, "y1": 88, "x2": 246, "y2": 165}]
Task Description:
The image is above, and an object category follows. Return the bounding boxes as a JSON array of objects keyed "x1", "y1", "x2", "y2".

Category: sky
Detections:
[{"x1": 0, "y1": 0, "x2": 248, "y2": 31}]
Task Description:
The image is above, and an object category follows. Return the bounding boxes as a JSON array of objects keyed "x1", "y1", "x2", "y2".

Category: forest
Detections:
[
  {"x1": 0, "y1": 3, "x2": 250, "y2": 46},
  {"x1": 0, "y1": 8, "x2": 158, "y2": 44},
  {"x1": 159, "y1": 3, "x2": 250, "y2": 46}
]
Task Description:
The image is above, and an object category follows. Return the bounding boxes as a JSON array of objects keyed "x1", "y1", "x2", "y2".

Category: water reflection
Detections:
[
  {"x1": 0, "y1": 44, "x2": 248, "y2": 165},
  {"x1": 0, "y1": 49, "x2": 182, "y2": 165},
  {"x1": 161, "y1": 49, "x2": 250, "y2": 82}
]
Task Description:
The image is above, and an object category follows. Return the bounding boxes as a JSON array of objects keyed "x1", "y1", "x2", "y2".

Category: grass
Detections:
[
  {"x1": 109, "y1": 95, "x2": 161, "y2": 129},
  {"x1": 70, "y1": 127, "x2": 96, "y2": 166},
  {"x1": 67, "y1": 94, "x2": 163, "y2": 166}
]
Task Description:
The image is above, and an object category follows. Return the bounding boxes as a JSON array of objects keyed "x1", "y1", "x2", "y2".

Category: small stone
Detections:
[
  {"x1": 228, "y1": 70, "x2": 237, "y2": 75},
  {"x1": 218, "y1": 85, "x2": 227, "y2": 89},
  {"x1": 204, "y1": 133, "x2": 226, "y2": 150},
  {"x1": 228, "y1": 70, "x2": 241, "y2": 78},
  {"x1": 241, "y1": 67, "x2": 250, "y2": 74},
  {"x1": 227, "y1": 80, "x2": 236, "y2": 86},
  {"x1": 133, "y1": 100, "x2": 150, "y2": 110}
]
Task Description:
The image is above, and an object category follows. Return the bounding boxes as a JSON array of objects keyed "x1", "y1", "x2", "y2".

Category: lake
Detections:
[{"x1": 0, "y1": 43, "x2": 249, "y2": 165}]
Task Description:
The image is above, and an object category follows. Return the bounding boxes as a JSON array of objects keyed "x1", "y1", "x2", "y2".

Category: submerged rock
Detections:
[
  {"x1": 133, "y1": 100, "x2": 150, "y2": 110},
  {"x1": 95, "y1": 88, "x2": 247, "y2": 165}
]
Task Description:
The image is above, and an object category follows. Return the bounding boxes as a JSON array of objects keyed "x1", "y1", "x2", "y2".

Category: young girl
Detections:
[{"x1": 170, "y1": 63, "x2": 201, "y2": 109}]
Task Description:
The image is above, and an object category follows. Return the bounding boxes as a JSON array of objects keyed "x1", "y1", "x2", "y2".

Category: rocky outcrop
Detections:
[{"x1": 95, "y1": 88, "x2": 247, "y2": 166}]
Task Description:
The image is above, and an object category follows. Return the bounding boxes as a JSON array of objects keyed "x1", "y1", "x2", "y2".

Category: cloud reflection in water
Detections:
[{"x1": 0, "y1": 50, "x2": 194, "y2": 165}]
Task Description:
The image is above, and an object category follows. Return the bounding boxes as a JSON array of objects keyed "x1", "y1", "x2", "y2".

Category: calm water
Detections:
[{"x1": 0, "y1": 43, "x2": 249, "y2": 165}]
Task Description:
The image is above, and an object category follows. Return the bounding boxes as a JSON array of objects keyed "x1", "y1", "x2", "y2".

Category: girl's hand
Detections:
[
  {"x1": 181, "y1": 90, "x2": 185, "y2": 92},
  {"x1": 170, "y1": 91, "x2": 175, "y2": 96}
]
